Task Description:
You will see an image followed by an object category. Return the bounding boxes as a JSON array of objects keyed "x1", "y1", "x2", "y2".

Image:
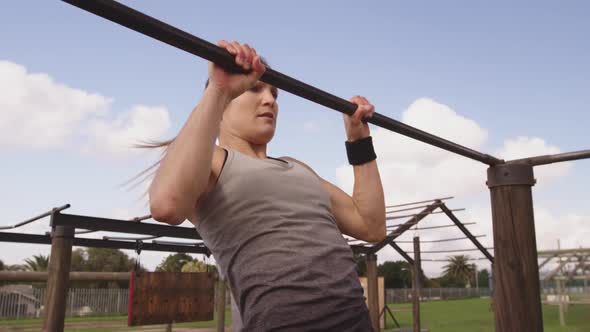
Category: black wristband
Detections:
[{"x1": 345, "y1": 136, "x2": 377, "y2": 165}]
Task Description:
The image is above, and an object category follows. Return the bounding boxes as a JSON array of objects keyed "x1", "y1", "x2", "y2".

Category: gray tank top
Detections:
[{"x1": 196, "y1": 148, "x2": 372, "y2": 331}]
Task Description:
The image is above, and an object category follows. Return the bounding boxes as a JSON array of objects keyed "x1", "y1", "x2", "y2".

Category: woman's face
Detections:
[{"x1": 221, "y1": 81, "x2": 279, "y2": 145}]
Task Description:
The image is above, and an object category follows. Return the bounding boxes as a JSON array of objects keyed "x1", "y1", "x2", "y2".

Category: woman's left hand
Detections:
[{"x1": 343, "y1": 95, "x2": 375, "y2": 141}]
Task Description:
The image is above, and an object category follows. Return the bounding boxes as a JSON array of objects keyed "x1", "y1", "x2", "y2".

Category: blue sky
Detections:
[{"x1": 1, "y1": 1, "x2": 588, "y2": 274}]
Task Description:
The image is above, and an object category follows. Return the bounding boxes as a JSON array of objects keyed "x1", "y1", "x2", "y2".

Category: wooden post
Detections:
[
  {"x1": 487, "y1": 163, "x2": 543, "y2": 332},
  {"x1": 412, "y1": 237, "x2": 421, "y2": 332},
  {"x1": 557, "y1": 278, "x2": 565, "y2": 326},
  {"x1": 216, "y1": 277, "x2": 226, "y2": 332},
  {"x1": 366, "y1": 253, "x2": 379, "y2": 332},
  {"x1": 43, "y1": 225, "x2": 74, "y2": 332}
]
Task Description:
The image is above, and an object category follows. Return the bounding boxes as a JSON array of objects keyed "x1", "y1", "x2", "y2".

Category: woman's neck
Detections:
[{"x1": 219, "y1": 133, "x2": 267, "y2": 159}]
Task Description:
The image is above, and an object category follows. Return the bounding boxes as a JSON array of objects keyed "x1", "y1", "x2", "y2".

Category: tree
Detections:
[
  {"x1": 442, "y1": 255, "x2": 475, "y2": 287},
  {"x1": 477, "y1": 268, "x2": 490, "y2": 288},
  {"x1": 0, "y1": 259, "x2": 4, "y2": 271},
  {"x1": 354, "y1": 253, "x2": 367, "y2": 277},
  {"x1": 24, "y1": 254, "x2": 49, "y2": 272},
  {"x1": 378, "y1": 261, "x2": 412, "y2": 288},
  {"x1": 68, "y1": 248, "x2": 141, "y2": 288},
  {"x1": 156, "y1": 253, "x2": 195, "y2": 272},
  {"x1": 181, "y1": 260, "x2": 208, "y2": 272}
]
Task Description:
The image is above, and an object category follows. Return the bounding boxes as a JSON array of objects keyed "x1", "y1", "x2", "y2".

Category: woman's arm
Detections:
[
  {"x1": 149, "y1": 87, "x2": 231, "y2": 225},
  {"x1": 149, "y1": 40, "x2": 265, "y2": 225},
  {"x1": 285, "y1": 158, "x2": 386, "y2": 242}
]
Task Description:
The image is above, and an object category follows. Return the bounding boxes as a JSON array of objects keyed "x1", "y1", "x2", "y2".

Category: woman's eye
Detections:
[{"x1": 249, "y1": 85, "x2": 261, "y2": 92}]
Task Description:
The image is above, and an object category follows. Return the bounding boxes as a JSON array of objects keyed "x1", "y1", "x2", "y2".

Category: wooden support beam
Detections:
[
  {"x1": 43, "y1": 225, "x2": 74, "y2": 332},
  {"x1": 366, "y1": 253, "x2": 379, "y2": 332},
  {"x1": 0, "y1": 271, "x2": 130, "y2": 282},
  {"x1": 538, "y1": 254, "x2": 556, "y2": 270},
  {"x1": 370, "y1": 202, "x2": 440, "y2": 254},
  {"x1": 543, "y1": 256, "x2": 576, "y2": 281},
  {"x1": 487, "y1": 163, "x2": 543, "y2": 332},
  {"x1": 389, "y1": 242, "x2": 414, "y2": 265},
  {"x1": 412, "y1": 237, "x2": 421, "y2": 332},
  {"x1": 439, "y1": 203, "x2": 494, "y2": 263},
  {"x1": 216, "y1": 277, "x2": 226, "y2": 332}
]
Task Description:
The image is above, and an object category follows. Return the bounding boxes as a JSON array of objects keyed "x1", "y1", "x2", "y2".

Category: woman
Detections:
[{"x1": 148, "y1": 40, "x2": 386, "y2": 331}]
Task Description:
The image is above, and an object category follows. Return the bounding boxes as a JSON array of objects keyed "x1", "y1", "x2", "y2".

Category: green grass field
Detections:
[
  {"x1": 385, "y1": 298, "x2": 590, "y2": 332},
  {"x1": 1, "y1": 298, "x2": 588, "y2": 331}
]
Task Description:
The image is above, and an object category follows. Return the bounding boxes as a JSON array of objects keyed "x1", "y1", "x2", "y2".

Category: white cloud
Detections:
[
  {"x1": 0, "y1": 60, "x2": 171, "y2": 158},
  {"x1": 496, "y1": 136, "x2": 570, "y2": 187},
  {"x1": 81, "y1": 105, "x2": 171, "y2": 158}
]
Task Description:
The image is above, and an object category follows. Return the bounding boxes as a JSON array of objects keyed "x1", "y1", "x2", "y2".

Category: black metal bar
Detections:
[
  {"x1": 508, "y1": 149, "x2": 590, "y2": 166},
  {"x1": 0, "y1": 232, "x2": 52, "y2": 245},
  {"x1": 52, "y1": 213, "x2": 201, "y2": 240},
  {"x1": 0, "y1": 232, "x2": 208, "y2": 254},
  {"x1": 386, "y1": 222, "x2": 476, "y2": 230},
  {"x1": 385, "y1": 197, "x2": 453, "y2": 209},
  {"x1": 538, "y1": 255, "x2": 556, "y2": 269},
  {"x1": 386, "y1": 204, "x2": 433, "y2": 214},
  {"x1": 350, "y1": 244, "x2": 370, "y2": 254},
  {"x1": 152, "y1": 240, "x2": 203, "y2": 246},
  {"x1": 405, "y1": 247, "x2": 493, "y2": 254},
  {"x1": 369, "y1": 202, "x2": 441, "y2": 254},
  {"x1": 129, "y1": 214, "x2": 151, "y2": 222},
  {"x1": 421, "y1": 257, "x2": 489, "y2": 262},
  {"x1": 75, "y1": 237, "x2": 209, "y2": 254},
  {"x1": 61, "y1": 0, "x2": 503, "y2": 166},
  {"x1": 393, "y1": 235, "x2": 486, "y2": 243},
  {"x1": 103, "y1": 235, "x2": 160, "y2": 241},
  {"x1": 385, "y1": 208, "x2": 464, "y2": 221},
  {"x1": 75, "y1": 230, "x2": 97, "y2": 235},
  {"x1": 439, "y1": 203, "x2": 494, "y2": 263},
  {"x1": 389, "y1": 242, "x2": 414, "y2": 265},
  {"x1": 0, "y1": 204, "x2": 71, "y2": 230}
]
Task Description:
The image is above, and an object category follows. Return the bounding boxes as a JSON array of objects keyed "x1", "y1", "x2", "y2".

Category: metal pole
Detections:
[
  {"x1": 61, "y1": 0, "x2": 503, "y2": 165},
  {"x1": 43, "y1": 224, "x2": 74, "y2": 332},
  {"x1": 412, "y1": 237, "x2": 421, "y2": 332},
  {"x1": 487, "y1": 163, "x2": 543, "y2": 332},
  {"x1": 366, "y1": 253, "x2": 379, "y2": 332}
]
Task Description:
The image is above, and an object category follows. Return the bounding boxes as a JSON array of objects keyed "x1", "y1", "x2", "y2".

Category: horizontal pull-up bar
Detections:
[
  {"x1": 387, "y1": 222, "x2": 477, "y2": 231},
  {"x1": 386, "y1": 197, "x2": 452, "y2": 209},
  {"x1": 393, "y1": 235, "x2": 486, "y2": 243},
  {"x1": 61, "y1": 0, "x2": 503, "y2": 166},
  {"x1": 0, "y1": 204, "x2": 70, "y2": 230},
  {"x1": 421, "y1": 257, "x2": 490, "y2": 262},
  {"x1": 405, "y1": 247, "x2": 493, "y2": 254},
  {"x1": 386, "y1": 208, "x2": 464, "y2": 222},
  {"x1": 52, "y1": 213, "x2": 202, "y2": 240},
  {"x1": 508, "y1": 149, "x2": 590, "y2": 166},
  {"x1": 0, "y1": 231, "x2": 208, "y2": 254}
]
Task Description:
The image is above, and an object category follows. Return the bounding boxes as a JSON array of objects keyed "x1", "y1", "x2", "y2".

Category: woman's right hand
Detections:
[{"x1": 207, "y1": 40, "x2": 266, "y2": 100}]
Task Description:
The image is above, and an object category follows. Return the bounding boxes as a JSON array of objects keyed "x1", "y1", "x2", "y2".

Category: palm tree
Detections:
[
  {"x1": 24, "y1": 254, "x2": 50, "y2": 272},
  {"x1": 443, "y1": 255, "x2": 475, "y2": 286}
]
